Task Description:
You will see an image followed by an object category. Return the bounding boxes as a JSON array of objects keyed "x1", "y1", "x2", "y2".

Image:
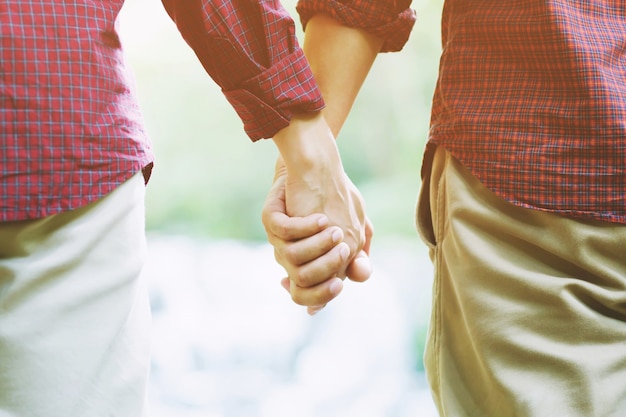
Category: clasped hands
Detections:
[{"x1": 265, "y1": 112, "x2": 373, "y2": 315}]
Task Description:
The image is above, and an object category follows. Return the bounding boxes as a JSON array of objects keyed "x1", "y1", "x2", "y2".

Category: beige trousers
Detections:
[
  {"x1": 0, "y1": 173, "x2": 151, "y2": 417},
  {"x1": 417, "y1": 147, "x2": 626, "y2": 417}
]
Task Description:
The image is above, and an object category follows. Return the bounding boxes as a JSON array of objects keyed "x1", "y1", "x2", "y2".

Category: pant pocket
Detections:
[
  {"x1": 417, "y1": 145, "x2": 442, "y2": 250},
  {"x1": 416, "y1": 174, "x2": 436, "y2": 250}
]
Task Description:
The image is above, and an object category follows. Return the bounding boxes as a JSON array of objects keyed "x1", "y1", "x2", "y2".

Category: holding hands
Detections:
[
  {"x1": 264, "y1": 13, "x2": 384, "y2": 314},
  {"x1": 266, "y1": 113, "x2": 373, "y2": 315}
]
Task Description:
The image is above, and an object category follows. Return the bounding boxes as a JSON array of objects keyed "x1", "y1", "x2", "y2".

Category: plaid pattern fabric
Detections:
[
  {"x1": 1, "y1": 0, "x2": 333, "y2": 221},
  {"x1": 0, "y1": 0, "x2": 153, "y2": 222},
  {"x1": 427, "y1": 0, "x2": 626, "y2": 224},
  {"x1": 161, "y1": 0, "x2": 327, "y2": 140},
  {"x1": 296, "y1": 0, "x2": 416, "y2": 52}
]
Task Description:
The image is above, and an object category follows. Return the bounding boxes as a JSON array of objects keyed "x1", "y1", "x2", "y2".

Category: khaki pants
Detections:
[
  {"x1": 0, "y1": 173, "x2": 151, "y2": 417},
  {"x1": 417, "y1": 147, "x2": 626, "y2": 417}
]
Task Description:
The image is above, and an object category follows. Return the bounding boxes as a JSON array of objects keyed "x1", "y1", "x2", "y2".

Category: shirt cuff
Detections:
[
  {"x1": 296, "y1": 0, "x2": 416, "y2": 52},
  {"x1": 223, "y1": 48, "x2": 325, "y2": 141}
]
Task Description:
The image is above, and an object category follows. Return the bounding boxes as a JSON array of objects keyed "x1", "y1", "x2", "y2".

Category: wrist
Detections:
[{"x1": 272, "y1": 112, "x2": 343, "y2": 178}]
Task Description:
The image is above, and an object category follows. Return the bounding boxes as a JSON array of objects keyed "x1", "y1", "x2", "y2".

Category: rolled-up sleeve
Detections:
[
  {"x1": 296, "y1": 0, "x2": 416, "y2": 52},
  {"x1": 160, "y1": 0, "x2": 325, "y2": 141}
]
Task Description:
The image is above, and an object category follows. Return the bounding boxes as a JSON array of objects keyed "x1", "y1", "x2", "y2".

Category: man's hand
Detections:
[
  {"x1": 262, "y1": 151, "x2": 373, "y2": 315},
  {"x1": 266, "y1": 14, "x2": 383, "y2": 314},
  {"x1": 272, "y1": 111, "x2": 370, "y2": 270}
]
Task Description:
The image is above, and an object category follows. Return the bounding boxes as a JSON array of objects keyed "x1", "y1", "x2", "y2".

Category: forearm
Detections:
[
  {"x1": 272, "y1": 112, "x2": 339, "y2": 177},
  {"x1": 272, "y1": 14, "x2": 383, "y2": 172},
  {"x1": 302, "y1": 13, "x2": 383, "y2": 137},
  {"x1": 267, "y1": 14, "x2": 385, "y2": 299}
]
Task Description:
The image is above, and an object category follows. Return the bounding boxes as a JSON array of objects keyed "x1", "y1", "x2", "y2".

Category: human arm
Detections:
[
  {"x1": 269, "y1": 109, "x2": 370, "y2": 311},
  {"x1": 263, "y1": 6, "x2": 415, "y2": 313},
  {"x1": 160, "y1": 0, "x2": 414, "y2": 312},
  {"x1": 159, "y1": 0, "x2": 325, "y2": 140},
  {"x1": 159, "y1": 0, "x2": 373, "y2": 312}
]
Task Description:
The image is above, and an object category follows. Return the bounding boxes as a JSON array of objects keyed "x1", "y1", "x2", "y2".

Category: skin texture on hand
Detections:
[
  {"x1": 270, "y1": 113, "x2": 372, "y2": 313},
  {"x1": 263, "y1": 165, "x2": 373, "y2": 315},
  {"x1": 265, "y1": 14, "x2": 383, "y2": 314}
]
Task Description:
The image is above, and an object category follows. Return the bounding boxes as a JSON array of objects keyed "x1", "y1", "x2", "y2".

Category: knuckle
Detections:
[
  {"x1": 283, "y1": 246, "x2": 301, "y2": 265},
  {"x1": 265, "y1": 232, "x2": 279, "y2": 247},
  {"x1": 273, "y1": 248, "x2": 283, "y2": 264},
  {"x1": 261, "y1": 209, "x2": 271, "y2": 224},
  {"x1": 292, "y1": 269, "x2": 311, "y2": 288},
  {"x1": 290, "y1": 290, "x2": 307, "y2": 306},
  {"x1": 277, "y1": 224, "x2": 294, "y2": 240}
]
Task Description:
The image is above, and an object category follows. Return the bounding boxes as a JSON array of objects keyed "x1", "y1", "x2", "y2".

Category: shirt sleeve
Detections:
[
  {"x1": 296, "y1": 0, "x2": 416, "y2": 52},
  {"x1": 160, "y1": 0, "x2": 325, "y2": 141}
]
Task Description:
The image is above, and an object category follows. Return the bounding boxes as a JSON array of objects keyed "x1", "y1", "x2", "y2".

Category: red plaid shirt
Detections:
[
  {"x1": 0, "y1": 0, "x2": 415, "y2": 221},
  {"x1": 427, "y1": 0, "x2": 626, "y2": 224}
]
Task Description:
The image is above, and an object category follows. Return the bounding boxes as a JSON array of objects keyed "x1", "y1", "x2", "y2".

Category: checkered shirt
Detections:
[
  {"x1": 427, "y1": 0, "x2": 626, "y2": 224},
  {"x1": 0, "y1": 0, "x2": 415, "y2": 221}
]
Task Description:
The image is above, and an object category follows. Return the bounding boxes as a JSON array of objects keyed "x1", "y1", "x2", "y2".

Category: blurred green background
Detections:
[{"x1": 119, "y1": 0, "x2": 443, "y2": 241}]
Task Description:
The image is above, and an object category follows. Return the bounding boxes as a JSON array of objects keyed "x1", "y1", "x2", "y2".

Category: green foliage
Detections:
[{"x1": 119, "y1": 0, "x2": 443, "y2": 240}]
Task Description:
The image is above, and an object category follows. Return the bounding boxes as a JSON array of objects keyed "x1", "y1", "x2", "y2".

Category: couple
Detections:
[{"x1": 2, "y1": 0, "x2": 626, "y2": 416}]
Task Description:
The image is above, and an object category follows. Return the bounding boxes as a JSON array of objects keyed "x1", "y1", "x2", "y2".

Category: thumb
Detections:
[
  {"x1": 345, "y1": 250, "x2": 372, "y2": 283},
  {"x1": 262, "y1": 175, "x2": 287, "y2": 229}
]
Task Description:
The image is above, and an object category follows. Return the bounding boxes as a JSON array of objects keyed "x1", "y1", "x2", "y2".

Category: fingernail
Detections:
[
  {"x1": 317, "y1": 216, "x2": 329, "y2": 227},
  {"x1": 331, "y1": 228, "x2": 343, "y2": 243},
  {"x1": 355, "y1": 257, "x2": 372, "y2": 279},
  {"x1": 339, "y1": 243, "x2": 350, "y2": 261},
  {"x1": 329, "y1": 278, "x2": 343, "y2": 296}
]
